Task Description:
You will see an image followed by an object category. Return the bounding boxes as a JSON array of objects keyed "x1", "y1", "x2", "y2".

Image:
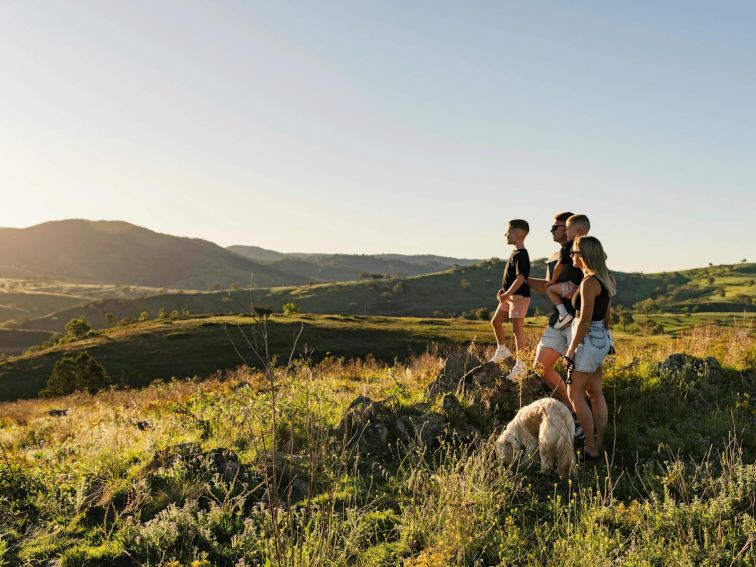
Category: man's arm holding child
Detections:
[{"x1": 528, "y1": 277, "x2": 547, "y2": 293}]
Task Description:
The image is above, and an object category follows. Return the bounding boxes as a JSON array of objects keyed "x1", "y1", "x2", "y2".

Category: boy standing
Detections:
[
  {"x1": 546, "y1": 214, "x2": 590, "y2": 329},
  {"x1": 490, "y1": 219, "x2": 531, "y2": 381}
]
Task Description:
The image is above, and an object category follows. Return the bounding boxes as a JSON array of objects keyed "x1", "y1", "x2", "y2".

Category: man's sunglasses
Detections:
[{"x1": 550, "y1": 224, "x2": 566, "y2": 232}]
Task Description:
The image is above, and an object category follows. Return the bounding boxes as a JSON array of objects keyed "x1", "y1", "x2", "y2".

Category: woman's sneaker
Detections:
[{"x1": 553, "y1": 312, "x2": 574, "y2": 330}]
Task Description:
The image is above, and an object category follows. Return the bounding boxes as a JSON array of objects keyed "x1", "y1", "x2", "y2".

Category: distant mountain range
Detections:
[
  {"x1": 0, "y1": 220, "x2": 477, "y2": 289},
  {"x1": 227, "y1": 245, "x2": 479, "y2": 282}
]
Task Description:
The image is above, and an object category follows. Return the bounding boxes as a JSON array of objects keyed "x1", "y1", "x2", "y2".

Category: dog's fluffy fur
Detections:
[{"x1": 495, "y1": 398, "x2": 576, "y2": 477}]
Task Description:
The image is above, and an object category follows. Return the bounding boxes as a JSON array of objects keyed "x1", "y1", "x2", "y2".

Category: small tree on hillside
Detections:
[
  {"x1": 612, "y1": 306, "x2": 635, "y2": 331},
  {"x1": 283, "y1": 302, "x2": 299, "y2": 316},
  {"x1": 41, "y1": 351, "x2": 111, "y2": 397},
  {"x1": 619, "y1": 311, "x2": 635, "y2": 331},
  {"x1": 65, "y1": 318, "x2": 92, "y2": 340},
  {"x1": 474, "y1": 307, "x2": 490, "y2": 320}
]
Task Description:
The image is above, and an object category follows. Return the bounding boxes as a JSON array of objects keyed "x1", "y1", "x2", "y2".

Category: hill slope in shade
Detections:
[{"x1": 0, "y1": 220, "x2": 307, "y2": 289}]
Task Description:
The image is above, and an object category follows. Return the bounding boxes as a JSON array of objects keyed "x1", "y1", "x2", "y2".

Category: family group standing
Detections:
[{"x1": 490, "y1": 213, "x2": 616, "y2": 459}]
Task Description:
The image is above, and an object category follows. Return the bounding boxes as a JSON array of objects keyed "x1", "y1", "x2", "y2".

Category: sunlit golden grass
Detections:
[{"x1": 0, "y1": 320, "x2": 752, "y2": 566}]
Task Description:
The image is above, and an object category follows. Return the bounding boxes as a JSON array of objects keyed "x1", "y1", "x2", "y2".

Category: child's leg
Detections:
[
  {"x1": 546, "y1": 286, "x2": 564, "y2": 308},
  {"x1": 490, "y1": 302, "x2": 509, "y2": 346},
  {"x1": 504, "y1": 296, "x2": 530, "y2": 379},
  {"x1": 510, "y1": 317, "x2": 526, "y2": 352},
  {"x1": 490, "y1": 303, "x2": 513, "y2": 362},
  {"x1": 547, "y1": 283, "x2": 571, "y2": 321}
]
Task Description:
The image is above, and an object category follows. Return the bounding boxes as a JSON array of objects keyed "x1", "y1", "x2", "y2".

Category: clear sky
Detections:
[{"x1": 1, "y1": 1, "x2": 754, "y2": 272}]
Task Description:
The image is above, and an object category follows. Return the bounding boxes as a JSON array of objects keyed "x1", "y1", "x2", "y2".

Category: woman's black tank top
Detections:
[{"x1": 572, "y1": 276, "x2": 610, "y2": 321}]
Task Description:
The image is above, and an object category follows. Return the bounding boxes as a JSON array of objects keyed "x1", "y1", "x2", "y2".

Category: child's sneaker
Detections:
[
  {"x1": 553, "y1": 312, "x2": 574, "y2": 330},
  {"x1": 489, "y1": 345, "x2": 512, "y2": 363},
  {"x1": 572, "y1": 414, "x2": 585, "y2": 446},
  {"x1": 574, "y1": 424, "x2": 585, "y2": 442},
  {"x1": 505, "y1": 360, "x2": 527, "y2": 382}
]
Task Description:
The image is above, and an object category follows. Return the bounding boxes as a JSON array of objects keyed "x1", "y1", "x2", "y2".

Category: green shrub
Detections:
[
  {"x1": 282, "y1": 302, "x2": 299, "y2": 316},
  {"x1": 64, "y1": 318, "x2": 92, "y2": 339},
  {"x1": 41, "y1": 351, "x2": 111, "y2": 397}
]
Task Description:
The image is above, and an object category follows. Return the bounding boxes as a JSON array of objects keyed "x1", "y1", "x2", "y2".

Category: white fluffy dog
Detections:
[{"x1": 495, "y1": 398, "x2": 576, "y2": 477}]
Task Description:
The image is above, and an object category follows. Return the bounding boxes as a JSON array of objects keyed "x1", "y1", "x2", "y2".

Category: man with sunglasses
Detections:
[{"x1": 527, "y1": 212, "x2": 587, "y2": 407}]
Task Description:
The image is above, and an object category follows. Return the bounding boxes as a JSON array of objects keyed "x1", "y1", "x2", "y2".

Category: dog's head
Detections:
[{"x1": 495, "y1": 430, "x2": 523, "y2": 466}]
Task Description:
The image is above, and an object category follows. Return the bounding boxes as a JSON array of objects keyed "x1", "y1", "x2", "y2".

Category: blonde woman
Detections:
[{"x1": 563, "y1": 236, "x2": 615, "y2": 459}]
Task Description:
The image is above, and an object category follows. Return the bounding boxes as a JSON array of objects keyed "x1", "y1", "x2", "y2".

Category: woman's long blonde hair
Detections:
[{"x1": 573, "y1": 236, "x2": 616, "y2": 296}]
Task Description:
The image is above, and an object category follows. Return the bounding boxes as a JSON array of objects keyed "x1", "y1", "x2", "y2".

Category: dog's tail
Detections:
[{"x1": 556, "y1": 417, "x2": 576, "y2": 478}]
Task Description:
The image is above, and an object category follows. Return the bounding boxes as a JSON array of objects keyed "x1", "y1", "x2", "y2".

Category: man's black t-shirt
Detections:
[
  {"x1": 502, "y1": 248, "x2": 531, "y2": 297},
  {"x1": 559, "y1": 240, "x2": 584, "y2": 286}
]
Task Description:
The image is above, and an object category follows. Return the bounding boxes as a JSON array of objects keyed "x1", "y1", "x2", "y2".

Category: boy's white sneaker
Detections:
[
  {"x1": 489, "y1": 345, "x2": 512, "y2": 362},
  {"x1": 553, "y1": 312, "x2": 574, "y2": 330},
  {"x1": 506, "y1": 360, "x2": 527, "y2": 382}
]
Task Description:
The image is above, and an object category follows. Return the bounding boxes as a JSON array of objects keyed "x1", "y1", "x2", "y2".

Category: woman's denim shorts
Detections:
[{"x1": 571, "y1": 320, "x2": 610, "y2": 373}]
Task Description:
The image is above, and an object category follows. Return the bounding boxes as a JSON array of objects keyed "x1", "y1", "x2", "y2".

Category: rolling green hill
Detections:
[
  {"x1": 16, "y1": 259, "x2": 546, "y2": 332},
  {"x1": 0, "y1": 314, "x2": 492, "y2": 400},
  {"x1": 0, "y1": 220, "x2": 308, "y2": 289},
  {"x1": 0, "y1": 290, "x2": 89, "y2": 324},
  {"x1": 0, "y1": 329, "x2": 54, "y2": 355},
  {"x1": 612, "y1": 262, "x2": 755, "y2": 312},
  {"x1": 15, "y1": 261, "x2": 754, "y2": 335},
  {"x1": 0, "y1": 309, "x2": 748, "y2": 402}
]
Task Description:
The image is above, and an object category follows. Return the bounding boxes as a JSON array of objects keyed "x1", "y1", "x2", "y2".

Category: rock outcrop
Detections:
[
  {"x1": 426, "y1": 349, "x2": 483, "y2": 399},
  {"x1": 654, "y1": 353, "x2": 723, "y2": 379},
  {"x1": 338, "y1": 349, "x2": 550, "y2": 459}
]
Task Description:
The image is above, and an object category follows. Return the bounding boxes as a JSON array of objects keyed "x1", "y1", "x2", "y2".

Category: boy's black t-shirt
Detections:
[
  {"x1": 501, "y1": 248, "x2": 531, "y2": 297},
  {"x1": 559, "y1": 240, "x2": 584, "y2": 286}
]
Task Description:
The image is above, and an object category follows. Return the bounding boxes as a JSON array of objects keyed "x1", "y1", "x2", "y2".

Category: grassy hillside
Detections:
[
  {"x1": 228, "y1": 246, "x2": 480, "y2": 282},
  {"x1": 0, "y1": 220, "x2": 307, "y2": 289},
  {"x1": 0, "y1": 314, "x2": 505, "y2": 401},
  {"x1": 0, "y1": 278, "x2": 193, "y2": 330},
  {"x1": 0, "y1": 290, "x2": 88, "y2": 325},
  {"x1": 17, "y1": 260, "x2": 541, "y2": 332},
  {"x1": 614, "y1": 262, "x2": 755, "y2": 312},
  {"x1": 16, "y1": 261, "x2": 755, "y2": 334},
  {"x1": 0, "y1": 311, "x2": 749, "y2": 402},
  {"x1": 1, "y1": 277, "x2": 184, "y2": 300},
  {"x1": 0, "y1": 329, "x2": 54, "y2": 355},
  {"x1": 0, "y1": 325, "x2": 752, "y2": 565}
]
